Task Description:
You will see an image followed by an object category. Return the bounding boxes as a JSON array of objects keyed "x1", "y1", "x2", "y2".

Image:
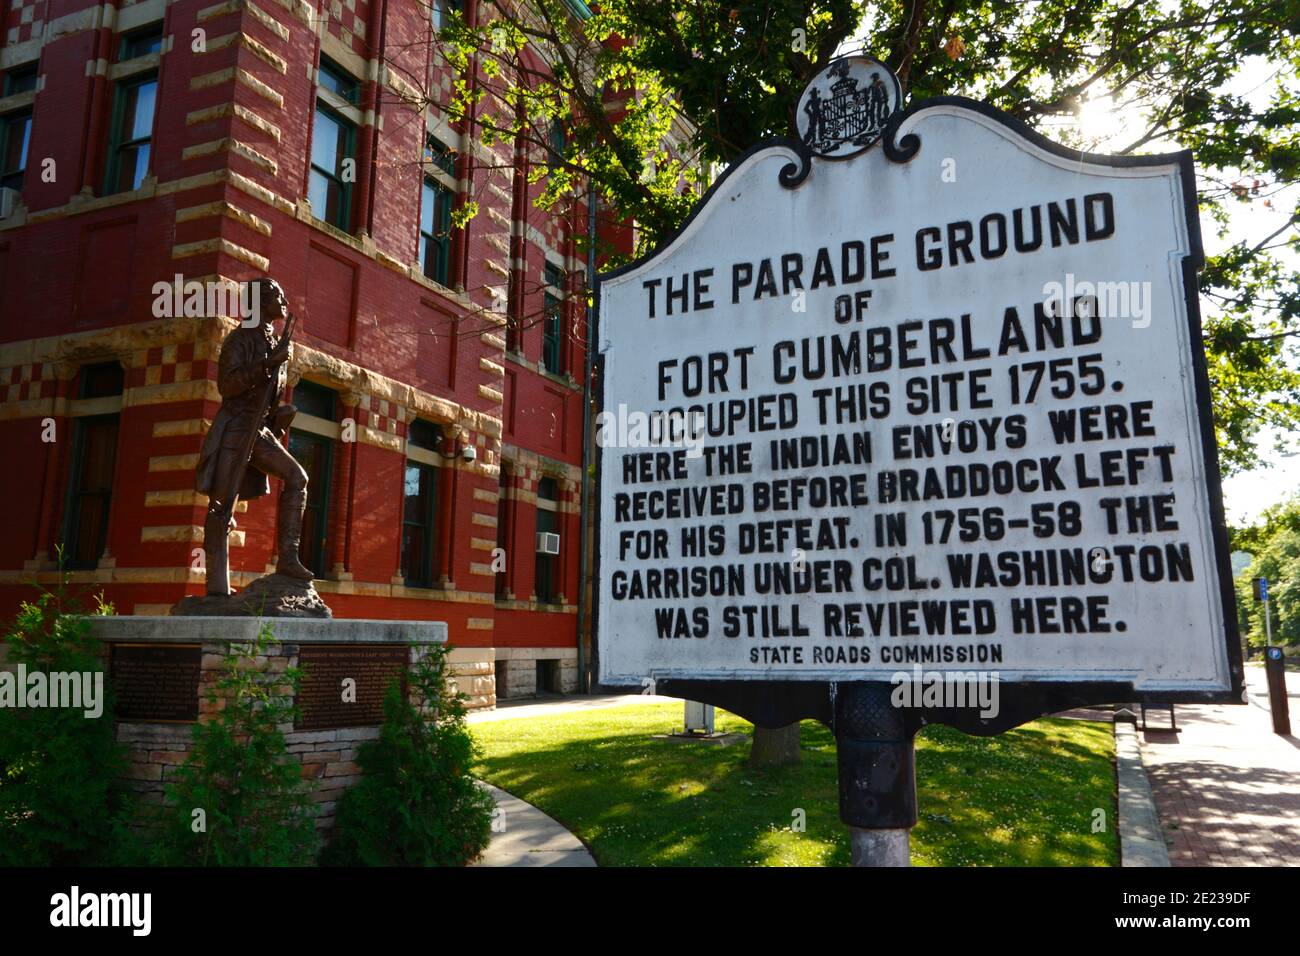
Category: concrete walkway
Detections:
[
  {"x1": 467, "y1": 695, "x2": 695, "y2": 865},
  {"x1": 471, "y1": 782, "x2": 596, "y2": 867},
  {"x1": 1139, "y1": 664, "x2": 1300, "y2": 866},
  {"x1": 465, "y1": 693, "x2": 675, "y2": 724}
]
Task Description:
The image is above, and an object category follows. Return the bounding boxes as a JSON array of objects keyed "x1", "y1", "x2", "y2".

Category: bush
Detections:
[
  {"x1": 324, "y1": 644, "x2": 495, "y2": 866},
  {"x1": 0, "y1": 571, "x2": 130, "y2": 865},
  {"x1": 152, "y1": 622, "x2": 317, "y2": 865}
]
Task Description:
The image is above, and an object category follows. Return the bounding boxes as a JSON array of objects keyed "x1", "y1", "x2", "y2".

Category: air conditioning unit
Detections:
[
  {"x1": 0, "y1": 188, "x2": 19, "y2": 220},
  {"x1": 536, "y1": 532, "x2": 560, "y2": 555}
]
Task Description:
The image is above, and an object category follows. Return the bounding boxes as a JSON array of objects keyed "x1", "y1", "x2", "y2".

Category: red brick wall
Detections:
[{"x1": 0, "y1": 0, "x2": 621, "y2": 663}]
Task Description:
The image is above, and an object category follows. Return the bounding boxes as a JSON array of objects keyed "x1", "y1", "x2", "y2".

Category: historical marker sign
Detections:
[
  {"x1": 110, "y1": 644, "x2": 202, "y2": 722},
  {"x1": 295, "y1": 644, "x2": 409, "y2": 731},
  {"x1": 595, "y1": 57, "x2": 1242, "y2": 704}
]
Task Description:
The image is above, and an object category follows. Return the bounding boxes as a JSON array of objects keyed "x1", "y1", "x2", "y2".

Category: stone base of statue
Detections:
[
  {"x1": 170, "y1": 572, "x2": 333, "y2": 618},
  {"x1": 88, "y1": 614, "x2": 447, "y2": 847}
]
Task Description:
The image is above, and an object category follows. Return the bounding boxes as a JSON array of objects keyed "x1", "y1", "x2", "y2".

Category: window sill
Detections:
[
  {"x1": 302, "y1": 208, "x2": 363, "y2": 248},
  {"x1": 493, "y1": 597, "x2": 577, "y2": 614},
  {"x1": 64, "y1": 178, "x2": 157, "y2": 216},
  {"x1": 539, "y1": 368, "x2": 579, "y2": 390},
  {"x1": 502, "y1": 352, "x2": 580, "y2": 390}
]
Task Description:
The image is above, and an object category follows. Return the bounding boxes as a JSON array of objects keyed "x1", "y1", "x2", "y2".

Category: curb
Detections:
[{"x1": 1114, "y1": 721, "x2": 1171, "y2": 867}]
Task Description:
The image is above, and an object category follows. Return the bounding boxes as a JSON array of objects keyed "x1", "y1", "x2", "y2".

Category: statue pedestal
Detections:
[
  {"x1": 171, "y1": 572, "x2": 331, "y2": 618},
  {"x1": 89, "y1": 616, "x2": 447, "y2": 841}
]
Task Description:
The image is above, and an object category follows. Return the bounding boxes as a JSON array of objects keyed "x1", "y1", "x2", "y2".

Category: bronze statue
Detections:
[{"x1": 176, "y1": 278, "x2": 329, "y2": 617}]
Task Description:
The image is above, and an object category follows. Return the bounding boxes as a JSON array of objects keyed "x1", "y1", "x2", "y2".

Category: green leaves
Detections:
[
  {"x1": 323, "y1": 644, "x2": 495, "y2": 866},
  {"x1": 0, "y1": 570, "x2": 128, "y2": 866},
  {"x1": 441, "y1": 0, "x2": 1299, "y2": 470},
  {"x1": 154, "y1": 623, "x2": 317, "y2": 866}
]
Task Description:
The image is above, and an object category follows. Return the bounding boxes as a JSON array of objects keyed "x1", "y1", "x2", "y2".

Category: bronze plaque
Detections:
[
  {"x1": 110, "y1": 644, "x2": 202, "y2": 722},
  {"x1": 296, "y1": 644, "x2": 409, "y2": 731}
]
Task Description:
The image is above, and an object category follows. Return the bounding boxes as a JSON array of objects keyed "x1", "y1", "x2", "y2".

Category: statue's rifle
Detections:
[{"x1": 217, "y1": 313, "x2": 297, "y2": 515}]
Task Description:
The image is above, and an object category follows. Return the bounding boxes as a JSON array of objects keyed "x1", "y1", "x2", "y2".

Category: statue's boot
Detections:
[
  {"x1": 275, "y1": 488, "x2": 315, "y2": 581},
  {"x1": 203, "y1": 509, "x2": 233, "y2": 596}
]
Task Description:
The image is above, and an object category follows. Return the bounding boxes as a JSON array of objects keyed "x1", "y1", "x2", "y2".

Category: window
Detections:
[
  {"x1": 419, "y1": 138, "x2": 455, "y2": 284},
  {"x1": 534, "y1": 476, "x2": 559, "y2": 604},
  {"x1": 309, "y1": 60, "x2": 359, "y2": 231},
  {"x1": 547, "y1": 121, "x2": 565, "y2": 170},
  {"x1": 120, "y1": 26, "x2": 163, "y2": 60},
  {"x1": 3, "y1": 65, "x2": 38, "y2": 96},
  {"x1": 408, "y1": 418, "x2": 443, "y2": 451},
  {"x1": 403, "y1": 419, "x2": 442, "y2": 587},
  {"x1": 495, "y1": 463, "x2": 511, "y2": 598},
  {"x1": 288, "y1": 430, "x2": 332, "y2": 577},
  {"x1": 431, "y1": 0, "x2": 461, "y2": 31},
  {"x1": 402, "y1": 462, "x2": 438, "y2": 587},
  {"x1": 0, "y1": 109, "x2": 30, "y2": 193},
  {"x1": 62, "y1": 363, "x2": 124, "y2": 570},
  {"x1": 292, "y1": 380, "x2": 336, "y2": 420},
  {"x1": 542, "y1": 263, "x2": 565, "y2": 375},
  {"x1": 316, "y1": 59, "x2": 360, "y2": 105},
  {"x1": 80, "y1": 362, "x2": 125, "y2": 399},
  {"x1": 104, "y1": 73, "x2": 157, "y2": 194},
  {"x1": 536, "y1": 658, "x2": 559, "y2": 694}
]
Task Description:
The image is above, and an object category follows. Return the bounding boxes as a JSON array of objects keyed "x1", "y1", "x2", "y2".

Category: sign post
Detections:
[
  {"x1": 1264, "y1": 646, "x2": 1291, "y2": 736},
  {"x1": 592, "y1": 55, "x2": 1244, "y2": 864},
  {"x1": 1255, "y1": 577, "x2": 1290, "y2": 734},
  {"x1": 1253, "y1": 576, "x2": 1274, "y2": 646}
]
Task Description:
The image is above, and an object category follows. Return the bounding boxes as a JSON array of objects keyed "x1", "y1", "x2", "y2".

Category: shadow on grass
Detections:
[{"x1": 472, "y1": 704, "x2": 1118, "y2": 867}]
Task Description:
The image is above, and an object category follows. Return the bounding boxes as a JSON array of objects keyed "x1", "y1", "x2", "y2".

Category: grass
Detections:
[{"x1": 471, "y1": 703, "x2": 1118, "y2": 867}]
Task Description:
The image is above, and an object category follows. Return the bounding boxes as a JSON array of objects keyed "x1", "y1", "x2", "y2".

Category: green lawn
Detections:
[{"x1": 471, "y1": 703, "x2": 1118, "y2": 867}]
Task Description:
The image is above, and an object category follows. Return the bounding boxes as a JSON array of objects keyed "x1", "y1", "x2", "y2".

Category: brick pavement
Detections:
[{"x1": 1139, "y1": 665, "x2": 1299, "y2": 866}]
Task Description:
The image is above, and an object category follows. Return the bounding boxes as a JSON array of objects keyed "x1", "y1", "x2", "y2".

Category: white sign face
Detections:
[{"x1": 595, "y1": 101, "x2": 1237, "y2": 694}]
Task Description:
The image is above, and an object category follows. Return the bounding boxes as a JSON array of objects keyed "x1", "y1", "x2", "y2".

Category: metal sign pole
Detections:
[{"x1": 835, "y1": 683, "x2": 916, "y2": 866}]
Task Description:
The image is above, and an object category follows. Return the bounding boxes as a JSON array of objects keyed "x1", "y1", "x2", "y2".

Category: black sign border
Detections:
[{"x1": 590, "y1": 95, "x2": 1246, "y2": 734}]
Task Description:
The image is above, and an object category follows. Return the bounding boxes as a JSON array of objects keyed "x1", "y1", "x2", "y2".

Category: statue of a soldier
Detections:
[{"x1": 195, "y1": 277, "x2": 314, "y2": 597}]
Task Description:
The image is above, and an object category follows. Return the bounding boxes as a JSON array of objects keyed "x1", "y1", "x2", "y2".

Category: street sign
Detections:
[
  {"x1": 1254, "y1": 576, "x2": 1269, "y2": 602},
  {"x1": 594, "y1": 56, "x2": 1243, "y2": 712}
]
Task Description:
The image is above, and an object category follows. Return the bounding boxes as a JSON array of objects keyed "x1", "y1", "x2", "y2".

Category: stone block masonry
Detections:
[{"x1": 89, "y1": 615, "x2": 446, "y2": 839}]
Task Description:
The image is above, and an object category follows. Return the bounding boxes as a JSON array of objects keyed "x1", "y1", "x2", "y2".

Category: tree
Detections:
[
  {"x1": 323, "y1": 644, "x2": 496, "y2": 866},
  {"x1": 154, "y1": 623, "x2": 317, "y2": 866},
  {"x1": 411, "y1": 0, "x2": 1300, "y2": 472},
  {"x1": 0, "y1": 571, "x2": 128, "y2": 866},
  {"x1": 1232, "y1": 495, "x2": 1300, "y2": 649},
  {"x1": 749, "y1": 721, "x2": 802, "y2": 767}
]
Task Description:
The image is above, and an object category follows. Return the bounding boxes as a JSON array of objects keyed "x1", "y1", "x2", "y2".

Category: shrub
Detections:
[
  {"x1": 324, "y1": 643, "x2": 495, "y2": 866},
  {"x1": 153, "y1": 622, "x2": 317, "y2": 865},
  {"x1": 0, "y1": 569, "x2": 129, "y2": 865}
]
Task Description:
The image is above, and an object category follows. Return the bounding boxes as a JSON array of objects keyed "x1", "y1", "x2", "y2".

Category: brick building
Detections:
[{"x1": 0, "y1": 0, "x2": 615, "y2": 707}]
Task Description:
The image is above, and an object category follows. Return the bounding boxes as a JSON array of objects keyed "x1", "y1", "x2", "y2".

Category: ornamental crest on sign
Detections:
[{"x1": 796, "y1": 55, "x2": 902, "y2": 159}]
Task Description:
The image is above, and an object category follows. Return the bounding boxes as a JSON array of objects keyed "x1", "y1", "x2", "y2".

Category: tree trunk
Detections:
[{"x1": 749, "y1": 722, "x2": 801, "y2": 767}]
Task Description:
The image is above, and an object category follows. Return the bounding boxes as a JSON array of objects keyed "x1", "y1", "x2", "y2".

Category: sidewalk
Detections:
[
  {"x1": 471, "y1": 783, "x2": 596, "y2": 867},
  {"x1": 465, "y1": 692, "x2": 675, "y2": 724},
  {"x1": 1139, "y1": 664, "x2": 1300, "y2": 866},
  {"x1": 467, "y1": 694, "x2": 675, "y2": 866}
]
